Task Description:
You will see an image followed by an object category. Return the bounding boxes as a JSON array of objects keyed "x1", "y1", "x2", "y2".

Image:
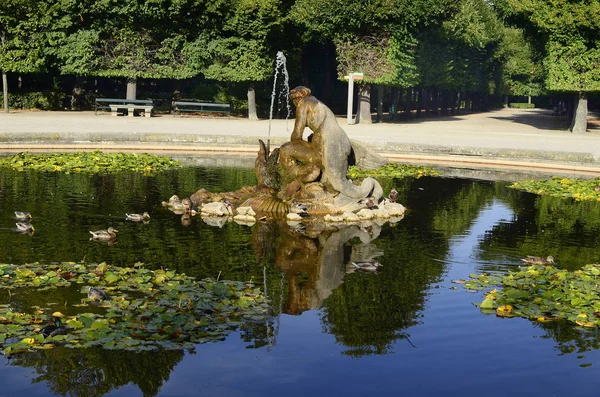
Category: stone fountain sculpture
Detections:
[
  {"x1": 251, "y1": 86, "x2": 386, "y2": 214},
  {"x1": 189, "y1": 85, "x2": 396, "y2": 218}
]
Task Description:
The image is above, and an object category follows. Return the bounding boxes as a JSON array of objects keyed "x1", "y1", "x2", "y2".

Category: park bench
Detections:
[
  {"x1": 95, "y1": 98, "x2": 154, "y2": 117},
  {"x1": 172, "y1": 101, "x2": 231, "y2": 118}
]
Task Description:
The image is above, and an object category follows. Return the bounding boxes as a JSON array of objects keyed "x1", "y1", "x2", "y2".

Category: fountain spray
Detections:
[{"x1": 267, "y1": 51, "x2": 291, "y2": 155}]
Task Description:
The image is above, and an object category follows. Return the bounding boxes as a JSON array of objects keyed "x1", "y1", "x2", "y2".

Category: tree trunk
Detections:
[
  {"x1": 570, "y1": 92, "x2": 588, "y2": 134},
  {"x1": 356, "y1": 84, "x2": 372, "y2": 124},
  {"x1": 248, "y1": 84, "x2": 258, "y2": 121},
  {"x1": 2, "y1": 71, "x2": 7, "y2": 113},
  {"x1": 126, "y1": 77, "x2": 137, "y2": 100},
  {"x1": 376, "y1": 85, "x2": 384, "y2": 123}
]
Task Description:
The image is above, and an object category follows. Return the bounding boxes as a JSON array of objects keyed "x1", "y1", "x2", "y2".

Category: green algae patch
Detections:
[
  {"x1": 0, "y1": 262, "x2": 270, "y2": 355},
  {"x1": 348, "y1": 162, "x2": 441, "y2": 180},
  {"x1": 0, "y1": 151, "x2": 181, "y2": 174},
  {"x1": 462, "y1": 264, "x2": 600, "y2": 328},
  {"x1": 510, "y1": 177, "x2": 600, "y2": 201}
]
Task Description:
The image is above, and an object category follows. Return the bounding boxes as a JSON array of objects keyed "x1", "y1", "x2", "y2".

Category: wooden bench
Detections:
[
  {"x1": 95, "y1": 98, "x2": 154, "y2": 117},
  {"x1": 172, "y1": 101, "x2": 231, "y2": 118}
]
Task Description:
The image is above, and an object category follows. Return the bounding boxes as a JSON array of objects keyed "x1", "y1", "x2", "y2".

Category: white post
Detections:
[{"x1": 347, "y1": 73, "x2": 354, "y2": 125}]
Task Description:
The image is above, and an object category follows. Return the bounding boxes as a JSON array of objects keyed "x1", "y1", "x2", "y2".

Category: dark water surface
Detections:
[{"x1": 2, "y1": 162, "x2": 600, "y2": 397}]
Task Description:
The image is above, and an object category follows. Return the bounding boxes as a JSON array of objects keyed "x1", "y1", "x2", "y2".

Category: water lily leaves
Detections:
[
  {"x1": 510, "y1": 176, "x2": 600, "y2": 201},
  {"x1": 347, "y1": 163, "x2": 441, "y2": 180},
  {"x1": 0, "y1": 261, "x2": 271, "y2": 356},
  {"x1": 0, "y1": 151, "x2": 182, "y2": 174},
  {"x1": 464, "y1": 264, "x2": 600, "y2": 328}
]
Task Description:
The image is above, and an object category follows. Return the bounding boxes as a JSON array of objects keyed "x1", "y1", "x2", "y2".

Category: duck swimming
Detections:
[
  {"x1": 126, "y1": 212, "x2": 150, "y2": 222},
  {"x1": 15, "y1": 211, "x2": 32, "y2": 221},
  {"x1": 40, "y1": 316, "x2": 67, "y2": 338},
  {"x1": 88, "y1": 287, "x2": 109, "y2": 302},
  {"x1": 89, "y1": 227, "x2": 118, "y2": 241},
  {"x1": 521, "y1": 255, "x2": 555, "y2": 265},
  {"x1": 347, "y1": 261, "x2": 383, "y2": 273},
  {"x1": 15, "y1": 222, "x2": 34, "y2": 232}
]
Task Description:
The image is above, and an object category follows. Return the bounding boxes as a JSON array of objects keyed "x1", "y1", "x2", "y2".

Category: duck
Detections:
[
  {"x1": 15, "y1": 211, "x2": 32, "y2": 221},
  {"x1": 126, "y1": 212, "x2": 150, "y2": 222},
  {"x1": 290, "y1": 201, "x2": 310, "y2": 217},
  {"x1": 347, "y1": 261, "x2": 383, "y2": 272},
  {"x1": 389, "y1": 188, "x2": 398, "y2": 203},
  {"x1": 223, "y1": 199, "x2": 234, "y2": 215},
  {"x1": 520, "y1": 255, "x2": 554, "y2": 266},
  {"x1": 15, "y1": 222, "x2": 34, "y2": 232},
  {"x1": 88, "y1": 286, "x2": 109, "y2": 302},
  {"x1": 40, "y1": 316, "x2": 67, "y2": 338},
  {"x1": 89, "y1": 227, "x2": 118, "y2": 241},
  {"x1": 360, "y1": 197, "x2": 379, "y2": 210}
]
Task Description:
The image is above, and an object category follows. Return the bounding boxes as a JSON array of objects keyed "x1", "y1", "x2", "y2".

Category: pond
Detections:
[{"x1": 1, "y1": 157, "x2": 600, "y2": 397}]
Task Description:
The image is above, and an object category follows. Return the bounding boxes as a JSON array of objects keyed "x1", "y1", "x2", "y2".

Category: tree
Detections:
[
  {"x1": 54, "y1": 0, "x2": 228, "y2": 99},
  {"x1": 498, "y1": 0, "x2": 600, "y2": 133},
  {"x1": 0, "y1": 0, "x2": 58, "y2": 111},
  {"x1": 198, "y1": 0, "x2": 284, "y2": 120},
  {"x1": 291, "y1": 0, "x2": 455, "y2": 123}
]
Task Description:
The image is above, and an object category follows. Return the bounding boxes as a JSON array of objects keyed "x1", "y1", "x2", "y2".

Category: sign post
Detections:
[{"x1": 346, "y1": 72, "x2": 364, "y2": 125}]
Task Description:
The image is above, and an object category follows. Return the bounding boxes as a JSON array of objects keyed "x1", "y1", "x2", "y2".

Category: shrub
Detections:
[{"x1": 509, "y1": 103, "x2": 535, "y2": 109}]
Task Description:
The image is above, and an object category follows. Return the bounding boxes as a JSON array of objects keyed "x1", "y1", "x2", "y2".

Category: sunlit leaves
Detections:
[
  {"x1": 0, "y1": 151, "x2": 181, "y2": 174},
  {"x1": 510, "y1": 176, "x2": 600, "y2": 201},
  {"x1": 0, "y1": 261, "x2": 271, "y2": 355},
  {"x1": 465, "y1": 263, "x2": 600, "y2": 328}
]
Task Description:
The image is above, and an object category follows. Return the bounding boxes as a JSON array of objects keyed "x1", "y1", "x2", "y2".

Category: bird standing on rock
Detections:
[
  {"x1": 290, "y1": 201, "x2": 310, "y2": 217},
  {"x1": 389, "y1": 188, "x2": 398, "y2": 203}
]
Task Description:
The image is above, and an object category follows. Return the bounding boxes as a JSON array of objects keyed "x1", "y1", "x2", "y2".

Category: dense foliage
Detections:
[{"x1": 0, "y1": 151, "x2": 182, "y2": 174}]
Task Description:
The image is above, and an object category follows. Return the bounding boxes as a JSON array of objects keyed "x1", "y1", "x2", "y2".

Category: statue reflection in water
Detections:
[{"x1": 253, "y1": 220, "x2": 385, "y2": 315}]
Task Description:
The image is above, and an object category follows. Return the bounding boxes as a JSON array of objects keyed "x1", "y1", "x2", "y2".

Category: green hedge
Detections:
[
  {"x1": 0, "y1": 91, "x2": 65, "y2": 110},
  {"x1": 509, "y1": 102, "x2": 535, "y2": 109}
]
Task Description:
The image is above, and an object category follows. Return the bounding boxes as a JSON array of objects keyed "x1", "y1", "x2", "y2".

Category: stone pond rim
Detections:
[{"x1": 0, "y1": 108, "x2": 599, "y2": 175}]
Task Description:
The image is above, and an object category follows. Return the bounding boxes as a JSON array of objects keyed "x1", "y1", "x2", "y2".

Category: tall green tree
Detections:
[
  {"x1": 0, "y1": 0, "x2": 64, "y2": 111},
  {"x1": 198, "y1": 0, "x2": 284, "y2": 120},
  {"x1": 498, "y1": 0, "x2": 600, "y2": 133},
  {"x1": 54, "y1": 0, "x2": 228, "y2": 99},
  {"x1": 291, "y1": 0, "x2": 455, "y2": 123}
]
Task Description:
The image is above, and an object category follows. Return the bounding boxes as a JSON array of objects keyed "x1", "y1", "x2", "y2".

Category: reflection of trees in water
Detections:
[
  {"x1": 532, "y1": 320, "x2": 600, "y2": 359},
  {"x1": 480, "y1": 190, "x2": 600, "y2": 270},
  {"x1": 9, "y1": 347, "x2": 184, "y2": 397}
]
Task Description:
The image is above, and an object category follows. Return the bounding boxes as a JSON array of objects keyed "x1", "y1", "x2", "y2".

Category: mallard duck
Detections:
[
  {"x1": 15, "y1": 222, "x2": 34, "y2": 232},
  {"x1": 40, "y1": 316, "x2": 67, "y2": 338},
  {"x1": 360, "y1": 197, "x2": 379, "y2": 210},
  {"x1": 126, "y1": 212, "x2": 150, "y2": 222},
  {"x1": 521, "y1": 255, "x2": 554, "y2": 265},
  {"x1": 89, "y1": 227, "x2": 118, "y2": 240},
  {"x1": 389, "y1": 188, "x2": 398, "y2": 203},
  {"x1": 348, "y1": 261, "x2": 383, "y2": 272},
  {"x1": 15, "y1": 211, "x2": 32, "y2": 221},
  {"x1": 88, "y1": 286, "x2": 109, "y2": 302}
]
